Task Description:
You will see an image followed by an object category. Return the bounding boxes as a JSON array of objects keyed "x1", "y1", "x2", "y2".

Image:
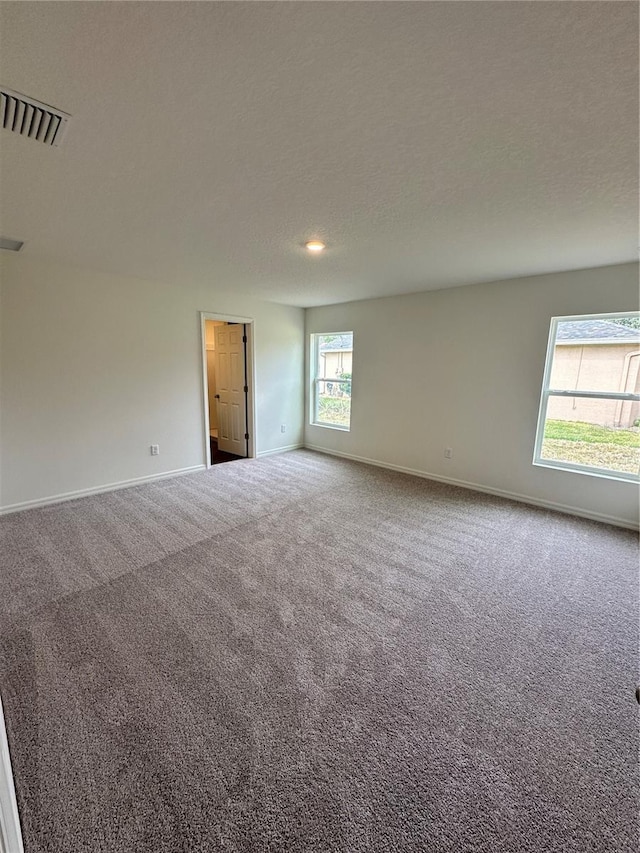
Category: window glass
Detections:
[
  {"x1": 534, "y1": 314, "x2": 640, "y2": 481},
  {"x1": 311, "y1": 332, "x2": 353, "y2": 429}
]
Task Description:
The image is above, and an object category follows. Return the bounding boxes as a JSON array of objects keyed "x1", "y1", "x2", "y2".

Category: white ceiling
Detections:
[{"x1": 0, "y1": 2, "x2": 637, "y2": 308}]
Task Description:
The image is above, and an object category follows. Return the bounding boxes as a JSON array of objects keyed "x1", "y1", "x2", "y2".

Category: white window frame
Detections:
[
  {"x1": 533, "y1": 311, "x2": 640, "y2": 483},
  {"x1": 310, "y1": 331, "x2": 353, "y2": 431}
]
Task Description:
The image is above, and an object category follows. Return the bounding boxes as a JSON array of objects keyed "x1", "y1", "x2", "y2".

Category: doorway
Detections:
[{"x1": 200, "y1": 313, "x2": 256, "y2": 467}]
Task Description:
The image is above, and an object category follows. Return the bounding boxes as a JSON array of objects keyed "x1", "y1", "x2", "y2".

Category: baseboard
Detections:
[
  {"x1": 257, "y1": 443, "x2": 303, "y2": 458},
  {"x1": 0, "y1": 696, "x2": 24, "y2": 853},
  {"x1": 0, "y1": 465, "x2": 207, "y2": 517},
  {"x1": 304, "y1": 445, "x2": 639, "y2": 531}
]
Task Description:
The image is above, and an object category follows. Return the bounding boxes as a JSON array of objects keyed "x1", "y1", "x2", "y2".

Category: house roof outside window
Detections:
[
  {"x1": 556, "y1": 319, "x2": 640, "y2": 345},
  {"x1": 318, "y1": 334, "x2": 353, "y2": 353}
]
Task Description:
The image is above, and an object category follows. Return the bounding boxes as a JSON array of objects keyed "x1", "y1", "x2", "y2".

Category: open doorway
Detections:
[{"x1": 200, "y1": 313, "x2": 256, "y2": 467}]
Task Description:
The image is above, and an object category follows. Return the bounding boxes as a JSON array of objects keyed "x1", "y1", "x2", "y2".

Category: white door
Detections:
[{"x1": 214, "y1": 323, "x2": 247, "y2": 456}]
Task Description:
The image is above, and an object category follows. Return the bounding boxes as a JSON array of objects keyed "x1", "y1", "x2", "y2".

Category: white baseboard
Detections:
[
  {"x1": 0, "y1": 465, "x2": 207, "y2": 517},
  {"x1": 257, "y1": 443, "x2": 303, "y2": 458},
  {"x1": 304, "y1": 445, "x2": 639, "y2": 531},
  {"x1": 0, "y1": 696, "x2": 23, "y2": 853}
]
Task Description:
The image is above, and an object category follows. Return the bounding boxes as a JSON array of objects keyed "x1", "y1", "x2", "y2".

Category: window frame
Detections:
[
  {"x1": 533, "y1": 311, "x2": 640, "y2": 483},
  {"x1": 310, "y1": 331, "x2": 353, "y2": 431}
]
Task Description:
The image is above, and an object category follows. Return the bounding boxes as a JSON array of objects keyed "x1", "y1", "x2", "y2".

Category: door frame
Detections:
[
  {"x1": 200, "y1": 312, "x2": 256, "y2": 467},
  {"x1": 0, "y1": 695, "x2": 24, "y2": 853}
]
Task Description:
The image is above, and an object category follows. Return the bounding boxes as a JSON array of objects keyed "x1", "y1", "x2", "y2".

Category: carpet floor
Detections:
[{"x1": 0, "y1": 450, "x2": 637, "y2": 852}]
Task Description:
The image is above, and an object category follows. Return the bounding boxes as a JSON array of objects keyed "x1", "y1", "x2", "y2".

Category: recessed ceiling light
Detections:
[{"x1": 305, "y1": 240, "x2": 326, "y2": 253}]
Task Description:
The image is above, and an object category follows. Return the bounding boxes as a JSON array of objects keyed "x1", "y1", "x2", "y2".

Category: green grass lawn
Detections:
[
  {"x1": 543, "y1": 419, "x2": 640, "y2": 447},
  {"x1": 542, "y1": 419, "x2": 640, "y2": 475},
  {"x1": 317, "y1": 395, "x2": 351, "y2": 427}
]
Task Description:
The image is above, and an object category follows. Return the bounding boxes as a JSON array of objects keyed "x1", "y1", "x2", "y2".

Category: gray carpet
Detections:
[{"x1": 0, "y1": 450, "x2": 637, "y2": 852}]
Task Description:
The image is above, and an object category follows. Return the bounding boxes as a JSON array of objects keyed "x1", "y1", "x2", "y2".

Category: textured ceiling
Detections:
[{"x1": 0, "y1": 2, "x2": 637, "y2": 307}]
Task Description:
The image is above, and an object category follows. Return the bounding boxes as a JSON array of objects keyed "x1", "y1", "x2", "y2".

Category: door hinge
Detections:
[
  {"x1": 245, "y1": 433, "x2": 250, "y2": 440},
  {"x1": 243, "y1": 385, "x2": 248, "y2": 393},
  {"x1": 242, "y1": 335, "x2": 247, "y2": 343}
]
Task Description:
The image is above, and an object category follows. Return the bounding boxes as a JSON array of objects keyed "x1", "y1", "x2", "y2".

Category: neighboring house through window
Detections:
[
  {"x1": 310, "y1": 332, "x2": 353, "y2": 430},
  {"x1": 534, "y1": 313, "x2": 640, "y2": 481}
]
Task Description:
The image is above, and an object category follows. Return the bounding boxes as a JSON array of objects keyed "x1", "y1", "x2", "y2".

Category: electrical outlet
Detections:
[
  {"x1": 150, "y1": 444, "x2": 160, "y2": 456},
  {"x1": 280, "y1": 424, "x2": 286, "y2": 433},
  {"x1": 444, "y1": 447, "x2": 453, "y2": 459}
]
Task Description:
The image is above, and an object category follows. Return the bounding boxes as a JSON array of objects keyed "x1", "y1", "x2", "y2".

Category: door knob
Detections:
[{"x1": 214, "y1": 394, "x2": 220, "y2": 399}]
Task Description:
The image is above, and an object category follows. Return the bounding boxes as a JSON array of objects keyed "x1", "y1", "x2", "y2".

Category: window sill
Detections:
[
  {"x1": 533, "y1": 458, "x2": 639, "y2": 484},
  {"x1": 310, "y1": 421, "x2": 350, "y2": 432}
]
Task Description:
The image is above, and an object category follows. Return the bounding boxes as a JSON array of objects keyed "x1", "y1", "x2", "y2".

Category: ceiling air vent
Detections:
[
  {"x1": 1, "y1": 87, "x2": 70, "y2": 147},
  {"x1": 0, "y1": 237, "x2": 23, "y2": 252}
]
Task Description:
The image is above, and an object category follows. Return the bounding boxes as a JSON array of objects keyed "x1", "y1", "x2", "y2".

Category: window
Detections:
[
  {"x1": 310, "y1": 332, "x2": 353, "y2": 430},
  {"x1": 533, "y1": 312, "x2": 640, "y2": 482}
]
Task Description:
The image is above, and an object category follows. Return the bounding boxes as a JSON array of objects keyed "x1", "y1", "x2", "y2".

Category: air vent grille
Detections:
[{"x1": 1, "y1": 87, "x2": 70, "y2": 147}]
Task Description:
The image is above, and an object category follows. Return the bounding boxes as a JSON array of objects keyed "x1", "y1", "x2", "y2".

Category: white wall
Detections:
[
  {"x1": 0, "y1": 255, "x2": 304, "y2": 509},
  {"x1": 305, "y1": 263, "x2": 640, "y2": 529},
  {"x1": 3, "y1": 256, "x2": 637, "y2": 526}
]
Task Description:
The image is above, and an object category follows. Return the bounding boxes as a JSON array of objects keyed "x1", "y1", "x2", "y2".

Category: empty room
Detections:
[{"x1": 0, "y1": 2, "x2": 638, "y2": 852}]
